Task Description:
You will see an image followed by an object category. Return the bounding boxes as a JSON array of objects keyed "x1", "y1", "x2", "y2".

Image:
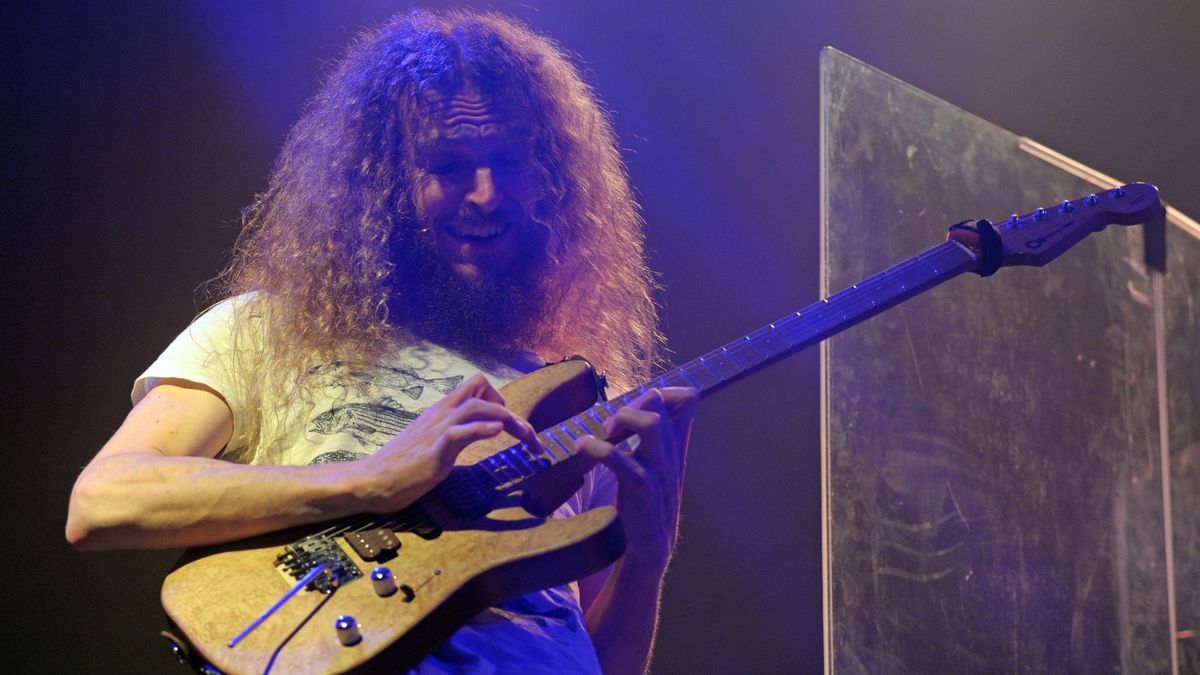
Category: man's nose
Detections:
[{"x1": 466, "y1": 167, "x2": 501, "y2": 213}]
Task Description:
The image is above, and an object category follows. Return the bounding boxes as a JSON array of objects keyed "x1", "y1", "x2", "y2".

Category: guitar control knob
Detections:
[
  {"x1": 335, "y1": 615, "x2": 362, "y2": 646},
  {"x1": 371, "y1": 566, "x2": 397, "y2": 597}
]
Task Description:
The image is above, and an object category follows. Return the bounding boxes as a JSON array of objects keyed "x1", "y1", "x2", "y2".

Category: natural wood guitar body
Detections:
[{"x1": 161, "y1": 359, "x2": 625, "y2": 674}]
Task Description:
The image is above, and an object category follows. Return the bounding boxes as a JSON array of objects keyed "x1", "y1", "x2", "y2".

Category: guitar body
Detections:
[{"x1": 161, "y1": 359, "x2": 625, "y2": 674}]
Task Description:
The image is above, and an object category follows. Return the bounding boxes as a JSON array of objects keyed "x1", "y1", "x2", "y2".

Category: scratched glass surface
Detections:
[
  {"x1": 819, "y1": 48, "x2": 1175, "y2": 673},
  {"x1": 1166, "y1": 225, "x2": 1200, "y2": 671}
]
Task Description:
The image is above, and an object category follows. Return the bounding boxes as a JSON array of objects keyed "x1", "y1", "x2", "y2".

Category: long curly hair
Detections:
[{"x1": 212, "y1": 10, "x2": 660, "y2": 460}]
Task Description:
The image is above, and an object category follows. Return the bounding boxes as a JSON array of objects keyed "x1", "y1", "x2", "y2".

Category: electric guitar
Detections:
[{"x1": 161, "y1": 183, "x2": 1164, "y2": 674}]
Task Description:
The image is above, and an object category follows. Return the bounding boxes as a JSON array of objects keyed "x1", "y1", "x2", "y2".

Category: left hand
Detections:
[{"x1": 574, "y1": 386, "x2": 699, "y2": 569}]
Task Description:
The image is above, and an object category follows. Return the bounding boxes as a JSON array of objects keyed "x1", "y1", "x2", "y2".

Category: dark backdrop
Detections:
[{"x1": 6, "y1": 1, "x2": 1197, "y2": 672}]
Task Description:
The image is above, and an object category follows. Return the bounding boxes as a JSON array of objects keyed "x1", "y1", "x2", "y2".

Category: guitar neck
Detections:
[
  {"x1": 474, "y1": 183, "x2": 1167, "y2": 492},
  {"x1": 655, "y1": 239, "x2": 979, "y2": 397},
  {"x1": 468, "y1": 239, "x2": 980, "y2": 489}
]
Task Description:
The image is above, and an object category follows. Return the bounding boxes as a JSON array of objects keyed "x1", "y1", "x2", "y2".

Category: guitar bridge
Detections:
[{"x1": 275, "y1": 534, "x2": 363, "y2": 593}]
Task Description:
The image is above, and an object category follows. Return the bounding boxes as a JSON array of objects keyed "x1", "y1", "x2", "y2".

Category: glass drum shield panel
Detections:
[
  {"x1": 819, "y1": 47, "x2": 1174, "y2": 673},
  {"x1": 1165, "y1": 223, "x2": 1200, "y2": 672}
]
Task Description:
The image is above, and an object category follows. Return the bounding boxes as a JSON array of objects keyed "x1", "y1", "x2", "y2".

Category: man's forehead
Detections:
[{"x1": 411, "y1": 88, "x2": 531, "y2": 145}]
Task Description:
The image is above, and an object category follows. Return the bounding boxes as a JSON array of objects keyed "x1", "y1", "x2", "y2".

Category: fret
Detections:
[
  {"x1": 927, "y1": 243, "x2": 972, "y2": 273},
  {"x1": 504, "y1": 447, "x2": 535, "y2": 475},
  {"x1": 793, "y1": 310, "x2": 825, "y2": 338},
  {"x1": 800, "y1": 305, "x2": 833, "y2": 336},
  {"x1": 714, "y1": 347, "x2": 743, "y2": 371},
  {"x1": 668, "y1": 367, "x2": 702, "y2": 389},
  {"x1": 916, "y1": 251, "x2": 944, "y2": 274},
  {"x1": 497, "y1": 452, "x2": 527, "y2": 480},
  {"x1": 542, "y1": 430, "x2": 570, "y2": 459},
  {"x1": 586, "y1": 407, "x2": 608, "y2": 429},
  {"x1": 525, "y1": 445, "x2": 553, "y2": 469},
  {"x1": 887, "y1": 259, "x2": 936, "y2": 292},
  {"x1": 568, "y1": 416, "x2": 599, "y2": 437},
  {"x1": 859, "y1": 268, "x2": 907, "y2": 302},
  {"x1": 680, "y1": 362, "x2": 721, "y2": 389},
  {"x1": 753, "y1": 322, "x2": 798, "y2": 357},
  {"x1": 708, "y1": 350, "x2": 747, "y2": 377},
  {"x1": 609, "y1": 391, "x2": 637, "y2": 409},
  {"x1": 853, "y1": 274, "x2": 890, "y2": 307},
  {"x1": 557, "y1": 422, "x2": 578, "y2": 441},
  {"x1": 472, "y1": 462, "x2": 503, "y2": 486},
  {"x1": 824, "y1": 284, "x2": 876, "y2": 321},
  {"x1": 521, "y1": 444, "x2": 548, "y2": 470},
  {"x1": 481, "y1": 456, "x2": 500, "y2": 479},
  {"x1": 484, "y1": 456, "x2": 517, "y2": 483},
  {"x1": 696, "y1": 356, "x2": 729, "y2": 382},
  {"x1": 771, "y1": 314, "x2": 812, "y2": 349},
  {"x1": 531, "y1": 440, "x2": 558, "y2": 464},
  {"x1": 743, "y1": 333, "x2": 775, "y2": 360},
  {"x1": 722, "y1": 342, "x2": 766, "y2": 370}
]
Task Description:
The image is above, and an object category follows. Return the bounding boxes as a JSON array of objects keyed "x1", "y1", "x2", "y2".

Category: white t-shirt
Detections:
[{"x1": 136, "y1": 296, "x2": 616, "y2": 673}]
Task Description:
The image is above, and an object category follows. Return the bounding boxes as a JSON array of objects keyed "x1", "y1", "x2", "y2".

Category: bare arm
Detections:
[
  {"x1": 575, "y1": 387, "x2": 698, "y2": 675},
  {"x1": 66, "y1": 374, "x2": 540, "y2": 551}
]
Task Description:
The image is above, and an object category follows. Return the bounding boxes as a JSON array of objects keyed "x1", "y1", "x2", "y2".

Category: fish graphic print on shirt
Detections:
[
  {"x1": 305, "y1": 361, "x2": 464, "y2": 466},
  {"x1": 307, "y1": 362, "x2": 464, "y2": 401},
  {"x1": 309, "y1": 396, "x2": 419, "y2": 446}
]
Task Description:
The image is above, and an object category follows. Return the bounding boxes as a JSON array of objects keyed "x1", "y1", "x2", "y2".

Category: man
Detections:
[{"x1": 66, "y1": 9, "x2": 697, "y2": 674}]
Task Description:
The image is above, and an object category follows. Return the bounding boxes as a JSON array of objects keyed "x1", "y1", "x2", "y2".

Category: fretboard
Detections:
[{"x1": 469, "y1": 239, "x2": 980, "y2": 490}]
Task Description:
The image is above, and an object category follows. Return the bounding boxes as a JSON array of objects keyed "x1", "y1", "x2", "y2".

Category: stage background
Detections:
[{"x1": 6, "y1": 1, "x2": 1197, "y2": 671}]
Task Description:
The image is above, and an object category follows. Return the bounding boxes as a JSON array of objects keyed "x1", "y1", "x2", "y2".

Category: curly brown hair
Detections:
[{"x1": 212, "y1": 9, "x2": 661, "y2": 461}]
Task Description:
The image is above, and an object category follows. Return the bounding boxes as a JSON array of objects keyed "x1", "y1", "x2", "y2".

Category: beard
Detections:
[{"x1": 386, "y1": 211, "x2": 551, "y2": 358}]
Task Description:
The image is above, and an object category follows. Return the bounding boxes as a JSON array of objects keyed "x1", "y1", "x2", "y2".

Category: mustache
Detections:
[{"x1": 437, "y1": 200, "x2": 525, "y2": 231}]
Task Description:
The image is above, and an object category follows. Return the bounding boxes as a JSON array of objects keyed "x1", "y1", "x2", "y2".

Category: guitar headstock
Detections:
[{"x1": 994, "y1": 182, "x2": 1163, "y2": 268}]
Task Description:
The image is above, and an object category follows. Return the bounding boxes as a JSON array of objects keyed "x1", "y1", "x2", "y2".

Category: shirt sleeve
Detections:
[{"x1": 131, "y1": 296, "x2": 257, "y2": 451}]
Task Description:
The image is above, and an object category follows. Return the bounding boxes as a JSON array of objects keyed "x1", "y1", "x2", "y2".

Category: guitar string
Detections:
[
  {"x1": 289, "y1": 241, "x2": 971, "y2": 554},
  {"x1": 263, "y1": 201, "x2": 1120, "y2": 660},
  {"x1": 299, "y1": 198, "x2": 1139, "y2": 564},
  {"x1": 285, "y1": 238, "x2": 986, "y2": 579}
]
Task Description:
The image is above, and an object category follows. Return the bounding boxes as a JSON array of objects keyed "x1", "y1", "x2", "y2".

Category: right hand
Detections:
[{"x1": 354, "y1": 373, "x2": 541, "y2": 512}]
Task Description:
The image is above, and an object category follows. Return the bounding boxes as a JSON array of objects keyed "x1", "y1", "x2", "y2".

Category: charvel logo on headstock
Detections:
[{"x1": 1025, "y1": 220, "x2": 1075, "y2": 250}]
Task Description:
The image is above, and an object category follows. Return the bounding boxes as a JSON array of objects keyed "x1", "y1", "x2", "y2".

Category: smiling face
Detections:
[
  {"x1": 408, "y1": 88, "x2": 538, "y2": 282},
  {"x1": 385, "y1": 86, "x2": 550, "y2": 352}
]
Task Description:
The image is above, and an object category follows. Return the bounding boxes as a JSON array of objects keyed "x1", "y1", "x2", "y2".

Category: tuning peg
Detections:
[
  {"x1": 1034, "y1": 207, "x2": 1050, "y2": 221},
  {"x1": 1110, "y1": 186, "x2": 1126, "y2": 198},
  {"x1": 1008, "y1": 213, "x2": 1022, "y2": 229},
  {"x1": 1085, "y1": 193, "x2": 1100, "y2": 206},
  {"x1": 1059, "y1": 200, "x2": 1075, "y2": 213}
]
